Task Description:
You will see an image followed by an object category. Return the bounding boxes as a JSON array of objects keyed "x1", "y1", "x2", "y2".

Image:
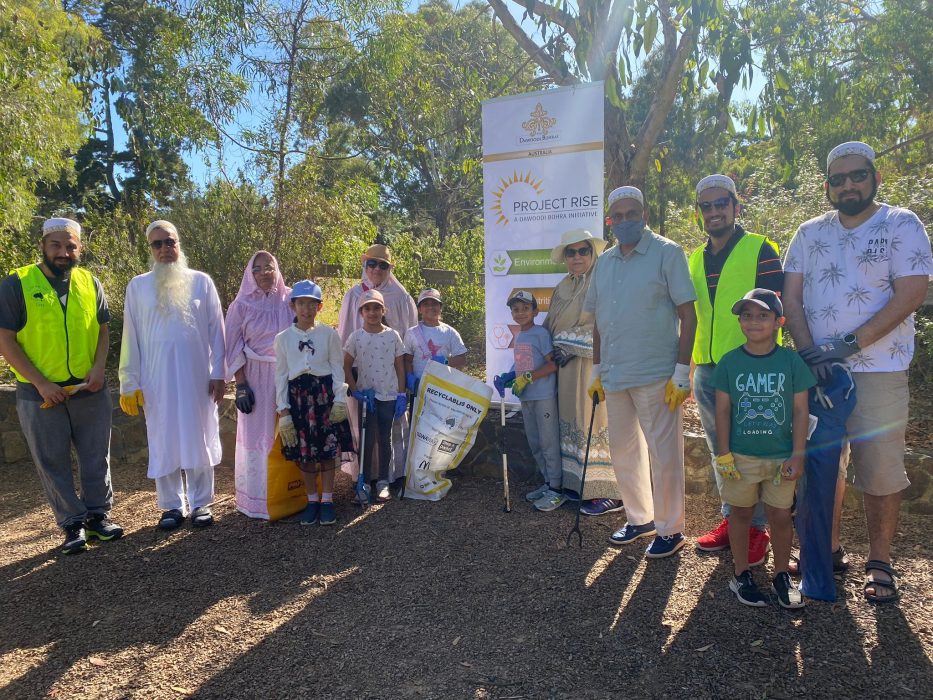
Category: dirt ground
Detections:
[{"x1": 0, "y1": 460, "x2": 931, "y2": 700}]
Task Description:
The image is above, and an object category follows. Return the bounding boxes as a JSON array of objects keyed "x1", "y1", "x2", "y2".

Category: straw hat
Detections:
[
  {"x1": 361, "y1": 244, "x2": 393, "y2": 265},
  {"x1": 550, "y1": 229, "x2": 607, "y2": 263}
]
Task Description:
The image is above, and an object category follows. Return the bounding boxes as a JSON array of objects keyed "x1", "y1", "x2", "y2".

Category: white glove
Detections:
[{"x1": 279, "y1": 414, "x2": 298, "y2": 448}]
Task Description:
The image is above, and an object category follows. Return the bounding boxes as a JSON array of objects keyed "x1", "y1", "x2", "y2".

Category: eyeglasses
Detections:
[
  {"x1": 252, "y1": 264, "x2": 275, "y2": 274},
  {"x1": 827, "y1": 168, "x2": 872, "y2": 188},
  {"x1": 697, "y1": 196, "x2": 732, "y2": 212},
  {"x1": 365, "y1": 259, "x2": 390, "y2": 270},
  {"x1": 564, "y1": 245, "x2": 592, "y2": 258},
  {"x1": 150, "y1": 238, "x2": 177, "y2": 249}
]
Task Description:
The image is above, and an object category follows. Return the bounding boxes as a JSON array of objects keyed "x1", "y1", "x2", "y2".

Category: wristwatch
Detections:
[
  {"x1": 842, "y1": 332, "x2": 860, "y2": 350},
  {"x1": 522, "y1": 371, "x2": 533, "y2": 382}
]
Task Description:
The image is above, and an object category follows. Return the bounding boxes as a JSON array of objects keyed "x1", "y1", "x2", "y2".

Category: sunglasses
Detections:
[
  {"x1": 150, "y1": 238, "x2": 177, "y2": 249},
  {"x1": 365, "y1": 259, "x2": 390, "y2": 270},
  {"x1": 564, "y1": 245, "x2": 592, "y2": 258},
  {"x1": 827, "y1": 168, "x2": 872, "y2": 188},
  {"x1": 697, "y1": 196, "x2": 733, "y2": 212}
]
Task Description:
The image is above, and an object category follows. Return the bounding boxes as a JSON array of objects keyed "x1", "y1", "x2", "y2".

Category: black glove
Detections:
[
  {"x1": 551, "y1": 346, "x2": 573, "y2": 368},
  {"x1": 235, "y1": 382, "x2": 255, "y2": 414},
  {"x1": 799, "y1": 336, "x2": 859, "y2": 384}
]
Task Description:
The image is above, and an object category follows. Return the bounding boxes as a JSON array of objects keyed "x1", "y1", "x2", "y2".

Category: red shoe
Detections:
[
  {"x1": 748, "y1": 528, "x2": 771, "y2": 567},
  {"x1": 696, "y1": 518, "x2": 730, "y2": 552}
]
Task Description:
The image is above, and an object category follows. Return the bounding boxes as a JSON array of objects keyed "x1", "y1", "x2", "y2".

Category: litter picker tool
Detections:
[
  {"x1": 499, "y1": 392, "x2": 511, "y2": 512},
  {"x1": 355, "y1": 398, "x2": 370, "y2": 510},
  {"x1": 566, "y1": 393, "x2": 600, "y2": 548},
  {"x1": 399, "y1": 387, "x2": 416, "y2": 501}
]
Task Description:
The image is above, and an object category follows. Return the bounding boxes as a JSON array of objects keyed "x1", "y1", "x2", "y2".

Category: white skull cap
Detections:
[
  {"x1": 606, "y1": 186, "x2": 644, "y2": 208},
  {"x1": 42, "y1": 218, "x2": 81, "y2": 239},
  {"x1": 696, "y1": 174, "x2": 737, "y2": 197},
  {"x1": 145, "y1": 220, "x2": 179, "y2": 237},
  {"x1": 827, "y1": 141, "x2": 875, "y2": 169}
]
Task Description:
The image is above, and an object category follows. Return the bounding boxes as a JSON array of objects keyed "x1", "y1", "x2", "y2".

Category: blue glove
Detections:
[
  {"x1": 351, "y1": 389, "x2": 376, "y2": 413},
  {"x1": 431, "y1": 354, "x2": 448, "y2": 365},
  {"x1": 394, "y1": 392, "x2": 407, "y2": 419},
  {"x1": 406, "y1": 372, "x2": 418, "y2": 393},
  {"x1": 494, "y1": 371, "x2": 516, "y2": 397}
]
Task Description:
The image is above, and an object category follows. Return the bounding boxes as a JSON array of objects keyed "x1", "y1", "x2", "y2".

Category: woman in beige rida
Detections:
[{"x1": 543, "y1": 229, "x2": 621, "y2": 515}]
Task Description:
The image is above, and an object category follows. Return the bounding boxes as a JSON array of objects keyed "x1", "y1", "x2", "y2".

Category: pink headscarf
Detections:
[{"x1": 225, "y1": 251, "x2": 293, "y2": 376}]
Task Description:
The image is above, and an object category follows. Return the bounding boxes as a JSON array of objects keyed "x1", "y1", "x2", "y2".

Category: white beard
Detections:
[{"x1": 152, "y1": 252, "x2": 194, "y2": 322}]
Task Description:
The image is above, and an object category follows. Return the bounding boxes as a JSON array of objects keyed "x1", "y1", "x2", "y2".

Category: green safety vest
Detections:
[
  {"x1": 12, "y1": 264, "x2": 100, "y2": 384},
  {"x1": 689, "y1": 233, "x2": 781, "y2": 365}
]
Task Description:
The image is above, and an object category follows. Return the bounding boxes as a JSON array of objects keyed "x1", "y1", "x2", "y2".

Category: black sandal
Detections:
[
  {"x1": 158, "y1": 509, "x2": 185, "y2": 531},
  {"x1": 191, "y1": 506, "x2": 214, "y2": 528},
  {"x1": 863, "y1": 560, "x2": 900, "y2": 604},
  {"x1": 788, "y1": 545, "x2": 850, "y2": 577}
]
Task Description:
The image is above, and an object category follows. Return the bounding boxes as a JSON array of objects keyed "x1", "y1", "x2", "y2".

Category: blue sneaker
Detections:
[
  {"x1": 608, "y1": 521, "x2": 656, "y2": 545},
  {"x1": 318, "y1": 502, "x2": 336, "y2": 526},
  {"x1": 645, "y1": 533, "x2": 686, "y2": 558},
  {"x1": 299, "y1": 502, "x2": 319, "y2": 525},
  {"x1": 580, "y1": 499, "x2": 624, "y2": 517}
]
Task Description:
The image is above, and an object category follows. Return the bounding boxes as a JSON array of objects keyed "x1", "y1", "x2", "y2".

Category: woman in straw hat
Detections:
[
  {"x1": 337, "y1": 244, "x2": 418, "y2": 489},
  {"x1": 543, "y1": 229, "x2": 621, "y2": 516}
]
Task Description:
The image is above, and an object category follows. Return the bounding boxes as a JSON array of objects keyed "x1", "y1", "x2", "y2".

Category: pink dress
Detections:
[{"x1": 224, "y1": 252, "x2": 293, "y2": 518}]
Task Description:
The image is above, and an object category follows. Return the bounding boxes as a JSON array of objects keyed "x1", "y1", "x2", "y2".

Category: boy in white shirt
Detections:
[{"x1": 403, "y1": 288, "x2": 468, "y2": 394}]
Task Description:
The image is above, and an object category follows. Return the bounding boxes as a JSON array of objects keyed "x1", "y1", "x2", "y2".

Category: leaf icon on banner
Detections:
[{"x1": 493, "y1": 255, "x2": 508, "y2": 272}]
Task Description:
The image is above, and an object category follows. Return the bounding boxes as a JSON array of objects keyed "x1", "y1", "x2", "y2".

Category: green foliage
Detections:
[{"x1": 0, "y1": 0, "x2": 94, "y2": 231}]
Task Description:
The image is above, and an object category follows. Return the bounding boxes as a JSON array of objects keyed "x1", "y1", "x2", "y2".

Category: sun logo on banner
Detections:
[
  {"x1": 490, "y1": 171, "x2": 544, "y2": 225},
  {"x1": 522, "y1": 103, "x2": 557, "y2": 137}
]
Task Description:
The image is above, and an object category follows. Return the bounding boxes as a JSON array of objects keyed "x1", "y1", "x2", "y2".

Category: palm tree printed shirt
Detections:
[{"x1": 784, "y1": 203, "x2": 932, "y2": 372}]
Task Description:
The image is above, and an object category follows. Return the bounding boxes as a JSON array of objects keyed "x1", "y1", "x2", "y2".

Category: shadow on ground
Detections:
[{"x1": 0, "y1": 461, "x2": 930, "y2": 698}]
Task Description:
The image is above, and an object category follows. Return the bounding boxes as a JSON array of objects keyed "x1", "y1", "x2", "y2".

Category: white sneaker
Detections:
[
  {"x1": 525, "y1": 483, "x2": 550, "y2": 502},
  {"x1": 376, "y1": 483, "x2": 391, "y2": 503},
  {"x1": 534, "y1": 489, "x2": 567, "y2": 512}
]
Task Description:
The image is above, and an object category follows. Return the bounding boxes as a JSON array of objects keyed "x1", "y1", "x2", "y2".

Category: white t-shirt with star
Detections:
[
  {"x1": 344, "y1": 326, "x2": 405, "y2": 400},
  {"x1": 784, "y1": 203, "x2": 932, "y2": 372}
]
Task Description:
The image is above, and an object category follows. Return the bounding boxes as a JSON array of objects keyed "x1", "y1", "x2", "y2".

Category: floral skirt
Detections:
[{"x1": 284, "y1": 373, "x2": 353, "y2": 473}]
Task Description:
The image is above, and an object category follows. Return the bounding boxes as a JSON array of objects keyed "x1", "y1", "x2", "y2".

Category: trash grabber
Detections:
[
  {"x1": 356, "y1": 398, "x2": 370, "y2": 510},
  {"x1": 567, "y1": 393, "x2": 599, "y2": 548},
  {"x1": 500, "y1": 392, "x2": 511, "y2": 512},
  {"x1": 399, "y1": 387, "x2": 416, "y2": 501}
]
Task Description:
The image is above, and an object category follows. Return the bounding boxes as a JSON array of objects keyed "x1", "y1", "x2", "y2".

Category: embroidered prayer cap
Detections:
[
  {"x1": 417, "y1": 288, "x2": 443, "y2": 306},
  {"x1": 291, "y1": 279, "x2": 322, "y2": 301},
  {"x1": 696, "y1": 174, "x2": 737, "y2": 197},
  {"x1": 42, "y1": 217, "x2": 81, "y2": 239},
  {"x1": 550, "y1": 229, "x2": 608, "y2": 263},
  {"x1": 145, "y1": 220, "x2": 179, "y2": 238},
  {"x1": 507, "y1": 289, "x2": 537, "y2": 309},
  {"x1": 826, "y1": 141, "x2": 875, "y2": 170},
  {"x1": 731, "y1": 288, "x2": 783, "y2": 317},
  {"x1": 361, "y1": 244, "x2": 392, "y2": 266},
  {"x1": 358, "y1": 288, "x2": 386, "y2": 310},
  {"x1": 606, "y1": 186, "x2": 644, "y2": 209}
]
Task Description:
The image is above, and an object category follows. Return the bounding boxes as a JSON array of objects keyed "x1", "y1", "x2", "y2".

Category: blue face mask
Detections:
[{"x1": 611, "y1": 220, "x2": 644, "y2": 246}]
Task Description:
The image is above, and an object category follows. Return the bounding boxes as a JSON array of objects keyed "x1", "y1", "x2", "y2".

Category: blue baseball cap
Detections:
[{"x1": 291, "y1": 280, "x2": 322, "y2": 301}]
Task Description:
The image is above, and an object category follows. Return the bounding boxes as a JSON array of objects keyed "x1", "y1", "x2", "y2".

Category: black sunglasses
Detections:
[
  {"x1": 564, "y1": 245, "x2": 592, "y2": 258},
  {"x1": 150, "y1": 238, "x2": 177, "y2": 249},
  {"x1": 365, "y1": 259, "x2": 390, "y2": 270},
  {"x1": 827, "y1": 168, "x2": 872, "y2": 188},
  {"x1": 697, "y1": 196, "x2": 733, "y2": 212}
]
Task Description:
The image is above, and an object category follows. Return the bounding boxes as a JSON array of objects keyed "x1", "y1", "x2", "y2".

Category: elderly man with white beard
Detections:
[{"x1": 119, "y1": 220, "x2": 226, "y2": 530}]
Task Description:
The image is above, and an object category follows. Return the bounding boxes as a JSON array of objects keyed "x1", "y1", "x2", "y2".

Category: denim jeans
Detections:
[{"x1": 693, "y1": 363, "x2": 767, "y2": 529}]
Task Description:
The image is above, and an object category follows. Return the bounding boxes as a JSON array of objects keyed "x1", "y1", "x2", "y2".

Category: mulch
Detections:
[{"x1": 1, "y1": 459, "x2": 931, "y2": 699}]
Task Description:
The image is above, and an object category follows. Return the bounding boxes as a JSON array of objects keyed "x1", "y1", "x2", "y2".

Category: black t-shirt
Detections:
[{"x1": 0, "y1": 267, "x2": 110, "y2": 400}]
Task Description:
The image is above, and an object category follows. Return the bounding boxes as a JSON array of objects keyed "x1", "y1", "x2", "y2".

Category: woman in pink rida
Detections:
[{"x1": 224, "y1": 251, "x2": 293, "y2": 519}]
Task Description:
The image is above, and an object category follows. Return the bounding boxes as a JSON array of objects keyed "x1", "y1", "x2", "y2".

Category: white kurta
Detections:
[{"x1": 119, "y1": 270, "x2": 226, "y2": 479}]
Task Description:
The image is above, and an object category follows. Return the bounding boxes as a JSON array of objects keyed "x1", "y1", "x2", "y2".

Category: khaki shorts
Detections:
[
  {"x1": 720, "y1": 454, "x2": 796, "y2": 510},
  {"x1": 838, "y1": 371, "x2": 910, "y2": 496}
]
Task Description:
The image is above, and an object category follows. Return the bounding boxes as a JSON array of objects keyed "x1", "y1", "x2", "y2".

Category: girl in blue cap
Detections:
[{"x1": 274, "y1": 280, "x2": 352, "y2": 525}]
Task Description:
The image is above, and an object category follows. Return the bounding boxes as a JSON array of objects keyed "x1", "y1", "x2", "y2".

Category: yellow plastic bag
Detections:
[{"x1": 266, "y1": 434, "x2": 307, "y2": 521}]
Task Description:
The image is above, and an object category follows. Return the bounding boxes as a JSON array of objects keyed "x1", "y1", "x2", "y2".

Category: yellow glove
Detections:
[
  {"x1": 715, "y1": 452, "x2": 740, "y2": 481},
  {"x1": 119, "y1": 389, "x2": 145, "y2": 416},
  {"x1": 511, "y1": 371, "x2": 533, "y2": 397},
  {"x1": 40, "y1": 383, "x2": 87, "y2": 409},
  {"x1": 587, "y1": 375, "x2": 605, "y2": 403},
  {"x1": 330, "y1": 402, "x2": 348, "y2": 423},
  {"x1": 279, "y1": 414, "x2": 298, "y2": 448},
  {"x1": 664, "y1": 363, "x2": 691, "y2": 411},
  {"x1": 772, "y1": 462, "x2": 784, "y2": 486}
]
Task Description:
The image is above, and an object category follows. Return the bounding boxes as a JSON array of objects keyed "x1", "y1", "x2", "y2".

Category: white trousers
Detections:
[
  {"x1": 605, "y1": 380, "x2": 685, "y2": 536},
  {"x1": 155, "y1": 468, "x2": 215, "y2": 514}
]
